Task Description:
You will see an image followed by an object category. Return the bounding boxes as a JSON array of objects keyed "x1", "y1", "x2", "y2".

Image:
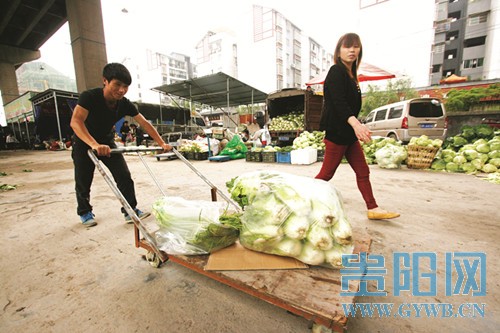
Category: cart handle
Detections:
[{"x1": 109, "y1": 147, "x2": 164, "y2": 154}]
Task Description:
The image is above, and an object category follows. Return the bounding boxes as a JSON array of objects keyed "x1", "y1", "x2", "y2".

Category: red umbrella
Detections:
[{"x1": 306, "y1": 62, "x2": 396, "y2": 85}]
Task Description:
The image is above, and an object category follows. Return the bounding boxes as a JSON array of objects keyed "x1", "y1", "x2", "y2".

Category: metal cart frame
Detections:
[{"x1": 88, "y1": 147, "x2": 370, "y2": 333}]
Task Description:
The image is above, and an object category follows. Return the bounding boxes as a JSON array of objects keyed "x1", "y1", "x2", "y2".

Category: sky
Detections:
[{"x1": 37, "y1": 0, "x2": 434, "y2": 87}]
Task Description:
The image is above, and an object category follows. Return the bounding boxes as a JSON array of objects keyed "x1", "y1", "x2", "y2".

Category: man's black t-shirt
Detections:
[{"x1": 76, "y1": 87, "x2": 138, "y2": 143}]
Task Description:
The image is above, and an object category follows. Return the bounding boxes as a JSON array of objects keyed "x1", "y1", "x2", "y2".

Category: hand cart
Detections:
[
  {"x1": 156, "y1": 132, "x2": 183, "y2": 161},
  {"x1": 88, "y1": 147, "x2": 371, "y2": 333}
]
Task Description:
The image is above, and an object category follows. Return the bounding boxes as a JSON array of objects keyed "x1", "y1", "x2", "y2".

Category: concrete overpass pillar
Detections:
[
  {"x1": 0, "y1": 45, "x2": 40, "y2": 104},
  {"x1": 66, "y1": 0, "x2": 108, "y2": 92}
]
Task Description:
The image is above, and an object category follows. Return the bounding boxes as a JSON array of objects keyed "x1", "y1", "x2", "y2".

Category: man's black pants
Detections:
[{"x1": 71, "y1": 139, "x2": 137, "y2": 216}]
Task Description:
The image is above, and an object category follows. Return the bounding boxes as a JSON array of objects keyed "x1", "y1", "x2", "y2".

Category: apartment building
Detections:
[
  {"x1": 124, "y1": 51, "x2": 194, "y2": 104},
  {"x1": 204, "y1": 5, "x2": 334, "y2": 94},
  {"x1": 430, "y1": 0, "x2": 500, "y2": 84}
]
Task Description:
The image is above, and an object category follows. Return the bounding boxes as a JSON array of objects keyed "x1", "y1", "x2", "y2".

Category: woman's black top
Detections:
[{"x1": 319, "y1": 64, "x2": 361, "y2": 145}]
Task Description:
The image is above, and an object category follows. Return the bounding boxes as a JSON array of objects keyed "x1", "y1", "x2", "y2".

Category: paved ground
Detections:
[{"x1": 0, "y1": 149, "x2": 498, "y2": 333}]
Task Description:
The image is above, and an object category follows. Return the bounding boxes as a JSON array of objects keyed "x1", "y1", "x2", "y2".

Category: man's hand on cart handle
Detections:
[
  {"x1": 92, "y1": 144, "x2": 111, "y2": 157},
  {"x1": 161, "y1": 142, "x2": 173, "y2": 152}
]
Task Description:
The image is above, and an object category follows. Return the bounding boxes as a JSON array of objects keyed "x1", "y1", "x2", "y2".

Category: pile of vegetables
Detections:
[
  {"x1": 268, "y1": 112, "x2": 305, "y2": 131},
  {"x1": 292, "y1": 131, "x2": 325, "y2": 150},
  {"x1": 375, "y1": 143, "x2": 407, "y2": 169},
  {"x1": 152, "y1": 196, "x2": 241, "y2": 255},
  {"x1": 226, "y1": 171, "x2": 354, "y2": 269},
  {"x1": 431, "y1": 125, "x2": 499, "y2": 176},
  {"x1": 361, "y1": 137, "x2": 400, "y2": 165},
  {"x1": 178, "y1": 140, "x2": 207, "y2": 153},
  {"x1": 408, "y1": 135, "x2": 443, "y2": 149}
]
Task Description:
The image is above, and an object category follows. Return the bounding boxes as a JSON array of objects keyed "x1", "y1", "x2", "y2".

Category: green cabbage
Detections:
[
  {"x1": 475, "y1": 143, "x2": 490, "y2": 154},
  {"x1": 446, "y1": 162, "x2": 459, "y2": 172},
  {"x1": 462, "y1": 149, "x2": 479, "y2": 161},
  {"x1": 431, "y1": 159, "x2": 447, "y2": 171},
  {"x1": 489, "y1": 140, "x2": 500, "y2": 152},
  {"x1": 489, "y1": 158, "x2": 500, "y2": 167},
  {"x1": 482, "y1": 164, "x2": 498, "y2": 173},
  {"x1": 453, "y1": 155, "x2": 467, "y2": 165},
  {"x1": 488, "y1": 150, "x2": 500, "y2": 159}
]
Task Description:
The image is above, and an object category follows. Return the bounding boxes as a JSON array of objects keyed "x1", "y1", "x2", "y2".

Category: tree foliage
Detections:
[{"x1": 360, "y1": 78, "x2": 419, "y2": 116}]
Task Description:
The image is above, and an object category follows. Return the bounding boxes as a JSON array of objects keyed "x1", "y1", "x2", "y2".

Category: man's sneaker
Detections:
[
  {"x1": 124, "y1": 208, "x2": 151, "y2": 223},
  {"x1": 80, "y1": 211, "x2": 97, "y2": 227}
]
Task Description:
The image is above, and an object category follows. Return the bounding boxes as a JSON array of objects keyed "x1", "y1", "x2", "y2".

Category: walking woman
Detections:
[{"x1": 315, "y1": 33, "x2": 399, "y2": 220}]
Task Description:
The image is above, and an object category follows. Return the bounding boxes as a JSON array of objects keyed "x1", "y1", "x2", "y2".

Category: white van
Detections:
[{"x1": 363, "y1": 98, "x2": 448, "y2": 143}]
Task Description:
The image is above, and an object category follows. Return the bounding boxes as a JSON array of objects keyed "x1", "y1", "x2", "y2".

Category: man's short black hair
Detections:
[{"x1": 103, "y1": 63, "x2": 132, "y2": 85}]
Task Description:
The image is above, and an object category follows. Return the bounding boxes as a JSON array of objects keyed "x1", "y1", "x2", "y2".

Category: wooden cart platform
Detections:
[{"x1": 135, "y1": 226, "x2": 371, "y2": 333}]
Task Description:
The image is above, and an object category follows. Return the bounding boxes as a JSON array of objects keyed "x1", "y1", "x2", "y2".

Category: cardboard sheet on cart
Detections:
[{"x1": 205, "y1": 241, "x2": 308, "y2": 271}]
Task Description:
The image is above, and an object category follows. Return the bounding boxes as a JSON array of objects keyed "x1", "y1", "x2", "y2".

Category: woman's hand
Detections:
[{"x1": 348, "y1": 116, "x2": 372, "y2": 143}]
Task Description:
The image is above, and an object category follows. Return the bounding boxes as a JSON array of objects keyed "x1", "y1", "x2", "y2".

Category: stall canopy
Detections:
[
  {"x1": 440, "y1": 74, "x2": 467, "y2": 84},
  {"x1": 31, "y1": 89, "x2": 79, "y2": 143},
  {"x1": 151, "y1": 72, "x2": 268, "y2": 108},
  {"x1": 306, "y1": 62, "x2": 396, "y2": 85}
]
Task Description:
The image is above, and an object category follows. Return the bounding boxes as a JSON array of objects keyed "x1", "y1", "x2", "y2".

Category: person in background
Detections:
[
  {"x1": 306, "y1": 85, "x2": 314, "y2": 94},
  {"x1": 120, "y1": 120, "x2": 130, "y2": 145},
  {"x1": 70, "y1": 63, "x2": 172, "y2": 227},
  {"x1": 240, "y1": 129, "x2": 250, "y2": 142},
  {"x1": 315, "y1": 33, "x2": 399, "y2": 220},
  {"x1": 130, "y1": 123, "x2": 144, "y2": 146}
]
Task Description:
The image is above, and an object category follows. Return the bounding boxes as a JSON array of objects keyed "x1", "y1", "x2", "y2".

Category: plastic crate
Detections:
[
  {"x1": 261, "y1": 151, "x2": 276, "y2": 163},
  {"x1": 193, "y1": 152, "x2": 209, "y2": 160},
  {"x1": 276, "y1": 152, "x2": 291, "y2": 163},
  {"x1": 246, "y1": 151, "x2": 262, "y2": 162},
  {"x1": 291, "y1": 148, "x2": 318, "y2": 165},
  {"x1": 406, "y1": 145, "x2": 439, "y2": 169}
]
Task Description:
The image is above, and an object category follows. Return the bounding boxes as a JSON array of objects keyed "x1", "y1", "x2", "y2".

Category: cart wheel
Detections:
[
  {"x1": 145, "y1": 251, "x2": 162, "y2": 268},
  {"x1": 156, "y1": 157, "x2": 160, "y2": 161}
]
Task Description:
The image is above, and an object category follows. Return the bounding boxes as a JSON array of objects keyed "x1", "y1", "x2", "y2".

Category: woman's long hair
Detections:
[{"x1": 333, "y1": 33, "x2": 363, "y2": 81}]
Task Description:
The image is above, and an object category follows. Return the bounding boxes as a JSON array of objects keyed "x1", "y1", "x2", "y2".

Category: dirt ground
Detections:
[{"x1": 0, "y1": 149, "x2": 498, "y2": 333}]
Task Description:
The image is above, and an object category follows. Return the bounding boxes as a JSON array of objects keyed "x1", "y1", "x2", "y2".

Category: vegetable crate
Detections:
[
  {"x1": 246, "y1": 151, "x2": 262, "y2": 162},
  {"x1": 261, "y1": 151, "x2": 276, "y2": 163},
  {"x1": 406, "y1": 145, "x2": 439, "y2": 169},
  {"x1": 276, "y1": 152, "x2": 291, "y2": 163},
  {"x1": 88, "y1": 147, "x2": 372, "y2": 333}
]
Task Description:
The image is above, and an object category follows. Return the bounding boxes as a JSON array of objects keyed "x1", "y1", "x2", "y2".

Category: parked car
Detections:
[{"x1": 363, "y1": 98, "x2": 448, "y2": 143}]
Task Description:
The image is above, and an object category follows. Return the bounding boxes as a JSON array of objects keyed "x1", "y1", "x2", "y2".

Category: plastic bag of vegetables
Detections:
[
  {"x1": 152, "y1": 196, "x2": 241, "y2": 255},
  {"x1": 375, "y1": 144, "x2": 407, "y2": 169},
  {"x1": 226, "y1": 171, "x2": 354, "y2": 269}
]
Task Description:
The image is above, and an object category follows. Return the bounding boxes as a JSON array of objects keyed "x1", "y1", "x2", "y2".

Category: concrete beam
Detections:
[{"x1": 0, "y1": 44, "x2": 40, "y2": 66}]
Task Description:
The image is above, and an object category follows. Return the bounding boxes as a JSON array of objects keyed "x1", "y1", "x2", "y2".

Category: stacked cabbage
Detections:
[
  {"x1": 432, "y1": 125, "x2": 500, "y2": 175},
  {"x1": 268, "y1": 112, "x2": 305, "y2": 131},
  {"x1": 226, "y1": 171, "x2": 354, "y2": 268}
]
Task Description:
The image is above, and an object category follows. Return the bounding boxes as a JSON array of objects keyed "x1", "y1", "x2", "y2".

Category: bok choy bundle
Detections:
[
  {"x1": 226, "y1": 171, "x2": 354, "y2": 269},
  {"x1": 152, "y1": 196, "x2": 241, "y2": 255}
]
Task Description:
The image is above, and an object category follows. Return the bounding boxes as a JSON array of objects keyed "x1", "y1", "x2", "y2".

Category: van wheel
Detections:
[{"x1": 388, "y1": 134, "x2": 397, "y2": 140}]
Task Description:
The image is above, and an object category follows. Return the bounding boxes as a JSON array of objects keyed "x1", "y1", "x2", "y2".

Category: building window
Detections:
[
  {"x1": 253, "y1": 5, "x2": 274, "y2": 42},
  {"x1": 468, "y1": 12, "x2": 488, "y2": 26},
  {"x1": 463, "y1": 58, "x2": 484, "y2": 69},
  {"x1": 448, "y1": 11, "x2": 461, "y2": 22},
  {"x1": 446, "y1": 31, "x2": 459, "y2": 41},
  {"x1": 464, "y1": 36, "x2": 486, "y2": 47},
  {"x1": 433, "y1": 43, "x2": 445, "y2": 53},
  {"x1": 432, "y1": 65, "x2": 441, "y2": 73},
  {"x1": 445, "y1": 49, "x2": 457, "y2": 59}
]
